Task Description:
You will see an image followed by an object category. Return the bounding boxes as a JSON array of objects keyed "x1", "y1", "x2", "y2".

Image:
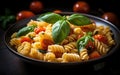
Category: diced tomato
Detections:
[
  {"x1": 77, "y1": 34, "x2": 84, "y2": 39},
  {"x1": 41, "y1": 39, "x2": 53, "y2": 50},
  {"x1": 85, "y1": 41, "x2": 95, "y2": 50},
  {"x1": 94, "y1": 34, "x2": 108, "y2": 44},
  {"x1": 20, "y1": 37, "x2": 33, "y2": 43},
  {"x1": 89, "y1": 51, "x2": 101, "y2": 59},
  {"x1": 34, "y1": 27, "x2": 46, "y2": 34}
]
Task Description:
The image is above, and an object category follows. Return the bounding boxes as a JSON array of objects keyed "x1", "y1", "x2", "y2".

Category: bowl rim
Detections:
[{"x1": 4, "y1": 12, "x2": 120, "y2": 65}]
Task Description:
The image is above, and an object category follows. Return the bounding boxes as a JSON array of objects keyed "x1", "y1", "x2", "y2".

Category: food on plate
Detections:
[
  {"x1": 73, "y1": 1, "x2": 90, "y2": 13},
  {"x1": 10, "y1": 12, "x2": 115, "y2": 63}
]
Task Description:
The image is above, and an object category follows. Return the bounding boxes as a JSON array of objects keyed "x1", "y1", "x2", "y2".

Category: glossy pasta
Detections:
[{"x1": 9, "y1": 14, "x2": 115, "y2": 63}]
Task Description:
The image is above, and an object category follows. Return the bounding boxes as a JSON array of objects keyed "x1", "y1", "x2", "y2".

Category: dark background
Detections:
[
  {"x1": 0, "y1": 0, "x2": 120, "y2": 75},
  {"x1": 0, "y1": 0, "x2": 120, "y2": 29},
  {"x1": 0, "y1": 0, "x2": 120, "y2": 16}
]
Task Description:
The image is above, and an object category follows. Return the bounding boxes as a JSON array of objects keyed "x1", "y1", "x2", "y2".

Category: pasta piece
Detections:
[
  {"x1": 104, "y1": 27, "x2": 115, "y2": 46},
  {"x1": 17, "y1": 42, "x2": 31, "y2": 56},
  {"x1": 93, "y1": 26, "x2": 104, "y2": 35},
  {"x1": 33, "y1": 35, "x2": 41, "y2": 42},
  {"x1": 27, "y1": 20, "x2": 49, "y2": 27},
  {"x1": 79, "y1": 48, "x2": 89, "y2": 61},
  {"x1": 106, "y1": 33, "x2": 115, "y2": 46},
  {"x1": 62, "y1": 53, "x2": 81, "y2": 62},
  {"x1": 56, "y1": 58, "x2": 63, "y2": 63},
  {"x1": 10, "y1": 38, "x2": 21, "y2": 48},
  {"x1": 70, "y1": 49, "x2": 78, "y2": 53},
  {"x1": 48, "y1": 44, "x2": 65, "y2": 57},
  {"x1": 32, "y1": 42, "x2": 42, "y2": 49},
  {"x1": 44, "y1": 52, "x2": 56, "y2": 62},
  {"x1": 29, "y1": 48, "x2": 44, "y2": 60},
  {"x1": 61, "y1": 34, "x2": 77, "y2": 45},
  {"x1": 27, "y1": 20, "x2": 38, "y2": 26},
  {"x1": 64, "y1": 42, "x2": 76, "y2": 53},
  {"x1": 26, "y1": 32, "x2": 36, "y2": 39},
  {"x1": 94, "y1": 39, "x2": 109, "y2": 55},
  {"x1": 11, "y1": 32, "x2": 17, "y2": 38},
  {"x1": 73, "y1": 27, "x2": 83, "y2": 35},
  {"x1": 45, "y1": 24, "x2": 52, "y2": 36},
  {"x1": 33, "y1": 32, "x2": 53, "y2": 42},
  {"x1": 80, "y1": 23, "x2": 96, "y2": 32},
  {"x1": 103, "y1": 26, "x2": 110, "y2": 34},
  {"x1": 37, "y1": 21, "x2": 50, "y2": 28}
]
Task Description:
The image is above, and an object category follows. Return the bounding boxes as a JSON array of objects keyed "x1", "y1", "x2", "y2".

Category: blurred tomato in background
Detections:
[
  {"x1": 29, "y1": 1, "x2": 43, "y2": 13},
  {"x1": 101, "y1": 12, "x2": 118, "y2": 24},
  {"x1": 0, "y1": 0, "x2": 120, "y2": 30},
  {"x1": 16, "y1": 10, "x2": 35, "y2": 21},
  {"x1": 73, "y1": 1, "x2": 90, "y2": 13}
]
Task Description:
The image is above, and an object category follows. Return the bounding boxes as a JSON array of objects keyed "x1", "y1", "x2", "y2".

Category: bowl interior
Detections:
[{"x1": 4, "y1": 12, "x2": 120, "y2": 67}]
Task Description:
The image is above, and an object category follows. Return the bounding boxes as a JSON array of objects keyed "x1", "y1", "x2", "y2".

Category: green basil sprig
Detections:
[
  {"x1": 36, "y1": 12, "x2": 92, "y2": 44},
  {"x1": 17, "y1": 26, "x2": 36, "y2": 37},
  {"x1": 37, "y1": 12, "x2": 63, "y2": 24},
  {"x1": 77, "y1": 32, "x2": 94, "y2": 52},
  {"x1": 68, "y1": 14, "x2": 92, "y2": 26},
  {"x1": 52, "y1": 20, "x2": 70, "y2": 44}
]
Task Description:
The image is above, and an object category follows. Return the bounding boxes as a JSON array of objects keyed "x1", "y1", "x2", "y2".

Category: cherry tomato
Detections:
[
  {"x1": 41, "y1": 39, "x2": 53, "y2": 50},
  {"x1": 16, "y1": 10, "x2": 35, "y2": 21},
  {"x1": 89, "y1": 51, "x2": 101, "y2": 59},
  {"x1": 34, "y1": 27, "x2": 46, "y2": 34},
  {"x1": 94, "y1": 34, "x2": 108, "y2": 44},
  {"x1": 85, "y1": 41, "x2": 95, "y2": 51},
  {"x1": 29, "y1": 1, "x2": 43, "y2": 13},
  {"x1": 101, "y1": 12, "x2": 118, "y2": 24},
  {"x1": 73, "y1": 1, "x2": 90, "y2": 13},
  {"x1": 20, "y1": 37, "x2": 33, "y2": 43},
  {"x1": 53, "y1": 9, "x2": 62, "y2": 14}
]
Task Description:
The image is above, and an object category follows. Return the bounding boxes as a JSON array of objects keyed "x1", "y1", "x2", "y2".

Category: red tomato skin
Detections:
[
  {"x1": 41, "y1": 39, "x2": 53, "y2": 50},
  {"x1": 73, "y1": 1, "x2": 90, "y2": 13},
  {"x1": 85, "y1": 41, "x2": 95, "y2": 50},
  {"x1": 101, "y1": 12, "x2": 118, "y2": 24},
  {"x1": 29, "y1": 1, "x2": 43, "y2": 13},
  {"x1": 94, "y1": 34, "x2": 108, "y2": 44},
  {"x1": 20, "y1": 37, "x2": 32, "y2": 43},
  {"x1": 16, "y1": 10, "x2": 35, "y2": 21},
  {"x1": 89, "y1": 51, "x2": 101, "y2": 59},
  {"x1": 34, "y1": 27, "x2": 46, "y2": 34}
]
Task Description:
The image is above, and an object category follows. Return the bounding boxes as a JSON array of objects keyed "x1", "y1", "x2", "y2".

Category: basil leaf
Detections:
[
  {"x1": 68, "y1": 14, "x2": 92, "y2": 26},
  {"x1": 52, "y1": 20, "x2": 70, "y2": 44},
  {"x1": 17, "y1": 26, "x2": 36, "y2": 37},
  {"x1": 77, "y1": 32, "x2": 94, "y2": 52},
  {"x1": 37, "y1": 12, "x2": 63, "y2": 24}
]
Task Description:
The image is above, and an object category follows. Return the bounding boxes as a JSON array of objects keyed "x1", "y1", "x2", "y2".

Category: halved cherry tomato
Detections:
[
  {"x1": 34, "y1": 27, "x2": 46, "y2": 34},
  {"x1": 94, "y1": 34, "x2": 108, "y2": 44},
  {"x1": 41, "y1": 39, "x2": 53, "y2": 50},
  {"x1": 29, "y1": 1, "x2": 43, "y2": 13},
  {"x1": 20, "y1": 37, "x2": 33, "y2": 43},
  {"x1": 89, "y1": 51, "x2": 101, "y2": 59},
  {"x1": 16, "y1": 10, "x2": 35, "y2": 21}
]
